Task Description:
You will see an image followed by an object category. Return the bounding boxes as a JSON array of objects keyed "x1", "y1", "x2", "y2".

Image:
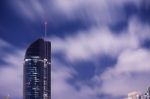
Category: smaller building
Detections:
[
  {"x1": 125, "y1": 87, "x2": 150, "y2": 99},
  {"x1": 125, "y1": 91, "x2": 141, "y2": 99}
]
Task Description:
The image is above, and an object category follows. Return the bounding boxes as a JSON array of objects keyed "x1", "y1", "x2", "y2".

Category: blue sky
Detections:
[{"x1": 0, "y1": 0, "x2": 150, "y2": 99}]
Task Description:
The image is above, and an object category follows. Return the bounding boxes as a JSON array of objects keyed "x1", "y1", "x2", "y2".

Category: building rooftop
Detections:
[{"x1": 25, "y1": 38, "x2": 51, "y2": 61}]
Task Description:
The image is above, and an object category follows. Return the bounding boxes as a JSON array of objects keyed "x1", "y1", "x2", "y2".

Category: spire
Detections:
[{"x1": 44, "y1": 21, "x2": 47, "y2": 40}]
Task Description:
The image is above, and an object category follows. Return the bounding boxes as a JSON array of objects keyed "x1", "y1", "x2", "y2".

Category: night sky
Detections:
[{"x1": 0, "y1": 0, "x2": 150, "y2": 99}]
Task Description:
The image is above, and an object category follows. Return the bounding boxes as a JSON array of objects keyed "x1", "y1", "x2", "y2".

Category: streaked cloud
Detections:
[
  {"x1": 1, "y1": 0, "x2": 150, "y2": 99},
  {"x1": 51, "y1": 59, "x2": 98, "y2": 99},
  {"x1": 51, "y1": 16, "x2": 150, "y2": 97},
  {"x1": 1, "y1": 16, "x2": 150, "y2": 98},
  {"x1": 9, "y1": 0, "x2": 141, "y2": 25},
  {"x1": 100, "y1": 49, "x2": 150, "y2": 96},
  {"x1": 52, "y1": 17, "x2": 150, "y2": 61},
  {"x1": 0, "y1": 40, "x2": 23, "y2": 98}
]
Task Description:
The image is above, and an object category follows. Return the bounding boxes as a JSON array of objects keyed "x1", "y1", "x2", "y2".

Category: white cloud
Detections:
[
  {"x1": 9, "y1": 0, "x2": 142, "y2": 24},
  {"x1": 116, "y1": 49, "x2": 150, "y2": 73},
  {"x1": 100, "y1": 49, "x2": 150, "y2": 96},
  {"x1": 0, "y1": 39, "x2": 11, "y2": 48},
  {"x1": 51, "y1": 17, "x2": 150, "y2": 98},
  {"x1": 0, "y1": 40, "x2": 24, "y2": 98},
  {"x1": 100, "y1": 72, "x2": 150, "y2": 97},
  {"x1": 1, "y1": 16, "x2": 150, "y2": 98},
  {"x1": 10, "y1": 0, "x2": 48, "y2": 22},
  {"x1": 52, "y1": 27, "x2": 137, "y2": 61},
  {"x1": 51, "y1": 59, "x2": 98, "y2": 99},
  {"x1": 2, "y1": 0, "x2": 150, "y2": 98},
  {"x1": 52, "y1": 0, "x2": 141, "y2": 24},
  {"x1": 52, "y1": 17, "x2": 150, "y2": 61},
  {"x1": 97, "y1": 19, "x2": 150, "y2": 96}
]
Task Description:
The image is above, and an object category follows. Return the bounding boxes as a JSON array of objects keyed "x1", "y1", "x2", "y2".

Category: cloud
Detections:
[
  {"x1": 86, "y1": 18, "x2": 150, "y2": 97},
  {"x1": 114, "y1": 49, "x2": 150, "y2": 73},
  {"x1": 0, "y1": 40, "x2": 24, "y2": 98},
  {"x1": 1, "y1": 16, "x2": 150, "y2": 99},
  {"x1": 9, "y1": 0, "x2": 142, "y2": 25},
  {"x1": 52, "y1": 0, "x2": 141, "y2": 23},
  {"x1": 0, "y1": 39, "x2": 11, "y2": 48},
  {"x1": 100, "y1": 49, "x2": 150, "y2": 96},
  {"x1": 52, "y1": 27, "x2": 137, "y2": 61},
  {"x1": 10, "y1": 0, "x2": 45, "y2": 21},
  {"x1": 2, "y1": 0, "x2": 150, "y2": 98},
  {"x1": 51, "y1": 59, "x2": 98, "y2": 99},
  {"x1": 51, "y1": 16, "x2": 150, "y2": 98},
  {"x1": 1, "y1": 17, "x2": 150, "y2": 99},
  {"x1": 52, "y1": 17, "x2": 150, "y2": 61}
]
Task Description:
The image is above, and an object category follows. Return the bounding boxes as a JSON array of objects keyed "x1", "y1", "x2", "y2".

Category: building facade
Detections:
[
  {"x1": 125, "y1": 91, "x2": 141, "y2": 99},
  {"x1": 143, "y1": 87, "x2": 150, "y2": 99},
  {"x1": 23, "y1": 38, "x2": 51, "y2": 99}
]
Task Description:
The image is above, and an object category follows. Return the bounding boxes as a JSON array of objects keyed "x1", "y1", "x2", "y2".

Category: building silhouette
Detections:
[{"x1": 23, "y1": 38, "x2": 51, "y2": 99}]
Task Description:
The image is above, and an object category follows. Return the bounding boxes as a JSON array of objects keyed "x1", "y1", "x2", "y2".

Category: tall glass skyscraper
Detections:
[{"x1": 23, "y1": 38, "x2": 51, "y2": 99}]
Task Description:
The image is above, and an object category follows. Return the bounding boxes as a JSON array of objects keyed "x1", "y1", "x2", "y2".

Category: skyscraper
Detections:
[{"x1": 23, "y1": 38, "x2": 51, "y2": 99}]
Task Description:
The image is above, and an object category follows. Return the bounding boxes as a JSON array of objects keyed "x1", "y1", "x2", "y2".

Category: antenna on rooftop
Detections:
[{"x1": 44, "y1": 21, "x2": 48, "y2": 40}]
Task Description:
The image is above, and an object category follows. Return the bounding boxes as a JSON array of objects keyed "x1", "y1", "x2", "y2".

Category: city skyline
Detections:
[{"x1": 0, "y1": 0, "x2": 150, "y2": 99}]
